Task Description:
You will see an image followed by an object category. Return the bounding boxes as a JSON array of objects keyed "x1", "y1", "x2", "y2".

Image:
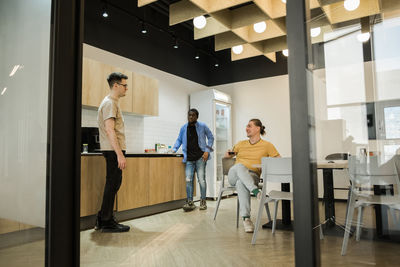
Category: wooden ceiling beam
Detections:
[
  {"x1": 322, "y1": 0, "x2": 381, "y2": 24},
  {"x1": 254, "y1": 0, "x2": 320, "y2": 19},
  {"x1": 230, "y1": 3, "x2": 270, "y2": 29},
  {"x1": 254, "y1": 35, "x2": 287, "y2": 54},
  {"x1": 231, "y1": 43, "x2": 263, "y2": 61},
  {"x1": 190, "y1": 0, "x2": 250, "y2": 13},
  {"x1": 169, "y1": 0, "x2": 206, "y2": 26},
  {"x1": 215, "y1": 31, "x2": 246, "y2": 51},
  {"x1": 264, "y1": 53, "x2": 276, "y2": 63},
  {"x1": 194, "y1": 17, "x2": 230, "y2": 40},
  {"x1": 138, "y1": 0, "x2": 158, "y2": 7}
]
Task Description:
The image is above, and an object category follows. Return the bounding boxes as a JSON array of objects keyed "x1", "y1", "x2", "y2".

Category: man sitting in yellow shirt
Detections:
[{"x1": 225, "y1": 119, "x2": 280, "y2": 233}]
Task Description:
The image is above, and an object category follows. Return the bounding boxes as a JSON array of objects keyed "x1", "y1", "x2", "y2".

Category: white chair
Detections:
[
  {"x1": 252, "y1": 157, "x2": 324, "y2": 244},
  {"x1": 213, "y1": 157, "x2": 240, "y2": 228},
  {"x1": 341, "y1": 155, "x2": 400, "y2": 256}
]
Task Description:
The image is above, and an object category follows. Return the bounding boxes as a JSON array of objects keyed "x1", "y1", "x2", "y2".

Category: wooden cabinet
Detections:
[
  {"x1": 118, "y1": 158, "x2": 150, "y2": 210},
  {"x1": 82, "y1": 57, "x2": 110, "y2": 108},
  {"x1": 132, "y1": 73, "x2": 159, "y2": 116},
  {"x1": 80, "y1": 156, "x2": 107, "y2": 217},
  {"x1": 81, "y1": 156, "x2": 186, "y2": 216},
  {"x1": 148, "y1": 158, "x2": 175, "y2": 205},
  {"x1": 82, "y1": 57, "x2": 158, "y2": 116},
  {"x1": 118, "y1": 157, "x2": 186, "y2": 208}
]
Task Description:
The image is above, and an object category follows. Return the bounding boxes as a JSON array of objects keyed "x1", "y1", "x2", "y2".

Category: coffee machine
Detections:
[{"x1": 81, "y1": 127, "x2": 100, "y2": 152}]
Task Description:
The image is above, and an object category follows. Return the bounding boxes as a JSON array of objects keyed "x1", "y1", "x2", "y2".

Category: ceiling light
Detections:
[
  {"x1": 1, "y1": 87, "x2": 7, "y2": 95},
  {"x1": 195, "y1": 51, "x2": 200, "y2": 59},
  {"x1": 253, "y1": 21, "x2": 267, "y2": 33},
  {"x1": 357, "y1": 32, "x2": 370, "y2": 42},
  {"x1": 282, "y1": 49, "x2": 289, "y2": 57},
  {"x1": 141, "y1": 22, "x2": 147, "y2": 34},
  {"x1": 232, "y1": 45, "x2": 243, "y2": 55},
  {"x1": 102, "y1": 7, "x2": 108, "y2": 18},
  {"x1": 193, "y1": 15, "x2": 207, "y2": 29},
  {"x1": 281, "y1": 0, "x2": 287, "y2": 3},
  {"x1": 344, "y1": 0, "x2": 360, "y2": 11},
  {"x1": 9, "y1": 65, "x2": 20, "y2": 77},
  {"x1": 173, "y1": 38, "x2": 179, "y2": 49},
  {"x1": 214, "y1": 61, "x2": 219, "y2": 67},
  {"x1": 310, "y1": 27, "x2": 321, "y2": 37}
]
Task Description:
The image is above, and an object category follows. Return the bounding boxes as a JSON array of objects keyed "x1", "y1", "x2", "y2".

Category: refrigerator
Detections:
[{"x1": 190, "y1": 89, "x2": 233, "y2": 199}]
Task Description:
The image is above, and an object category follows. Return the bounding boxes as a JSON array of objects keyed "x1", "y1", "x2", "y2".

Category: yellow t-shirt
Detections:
[{"x1": 233, "y1": 139, "x2": 280, "y2": 174}]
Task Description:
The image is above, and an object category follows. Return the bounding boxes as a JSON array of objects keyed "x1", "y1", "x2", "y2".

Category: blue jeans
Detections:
[{"x1": 185, "y1": 158, "x2": 207, "y2": 200}]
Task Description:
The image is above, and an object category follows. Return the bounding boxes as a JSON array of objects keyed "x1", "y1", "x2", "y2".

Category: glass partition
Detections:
[
  {"x1": 305, "y1": 0, "x2": 400, "y2": 264},
  {"x1": 0, "y1": 0, "x2": 51, "y2": 265}
]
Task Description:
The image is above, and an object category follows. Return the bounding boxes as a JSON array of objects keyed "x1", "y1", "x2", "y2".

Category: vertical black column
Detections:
[
  {"x1": 286, "y1": 0, "x2": 321, "y2": 266},
  {"x1": 46, "y1": 0, "x2": 83, "y2": 266}
]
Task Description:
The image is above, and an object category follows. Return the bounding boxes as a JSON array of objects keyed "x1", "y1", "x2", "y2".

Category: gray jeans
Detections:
[{"x1": 228, "y1": 163, "x2": 260, "y2": 217}]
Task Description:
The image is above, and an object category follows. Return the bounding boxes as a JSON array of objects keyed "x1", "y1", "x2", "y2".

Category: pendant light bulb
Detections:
[
  {"x1": 232, "y1": 45, "x2": 243, "y2": 55},
  {"x1": 193, "y1": 15, "x2": 207, "y2": 29},
  {"x1": 310, "y1": 27, "x2": 321, "y2": 37},
  {"x1": 357, "y1": 32, "x2": 370, "y2": 42},
  {"x1": 344, "y1": 0, "x2": 360, "y2": 11},
  {"x1": 253, "y1": 21, "x2": 267, "y2": 33}
]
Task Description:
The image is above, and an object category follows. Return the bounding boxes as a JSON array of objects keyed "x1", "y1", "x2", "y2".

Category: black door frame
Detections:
[
  {"x1": 45, "y1": 0, "x2": 84, "y2": 266},
  {"x1": 286, "y1": 0, "x2": 321, "y2": 266}
]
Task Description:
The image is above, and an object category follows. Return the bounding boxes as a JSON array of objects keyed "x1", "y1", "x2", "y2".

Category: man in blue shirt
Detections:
[{"x1": 172, "y1": 108, "x2": 214, "y2": 211}]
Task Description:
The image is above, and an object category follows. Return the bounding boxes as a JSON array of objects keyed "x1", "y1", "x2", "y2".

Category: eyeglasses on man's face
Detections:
[{"x1": 117, "y1": 82, "x2": 128, "y2": 88}]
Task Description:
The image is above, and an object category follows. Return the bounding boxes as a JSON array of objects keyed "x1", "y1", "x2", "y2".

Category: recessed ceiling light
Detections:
[
  {"x1": 310, "y1": 27, "x2": 321, "y2": 37},
  {"x1": 195, "y1": 51, "x2": 200, "y2": 59},
  {"x1": 357, "y1": 32, "x2": 370, "y2": 42},
  {"x1": 214, "y1": 62, "x2": 219, "y2": 67},
  {"x1": 282, "y1": 49, "x2": 289, "y2": 57},
  {"x1": 141, "y1": 22, "x2": 147, "y2": 34},
  {"x1": 173, "y1": 38, "x2": 179, "y2": 49},
  {"x1": 193, "y1": 15, "x2": 207, "y2": 29},
  {"x1": 253, "y1": 21, "x2": 267, "y2": 34},
  {"x1": 344, "y1": 0, "x2": 360, "y2": 11},
  {"x1": 232, "y1": 45, "x2": 243, "y2": 55}
]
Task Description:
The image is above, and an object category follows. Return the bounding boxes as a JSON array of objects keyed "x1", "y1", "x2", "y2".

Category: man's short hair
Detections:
[
  {"x1": 107, "y1": 72, "x2": 128, "y2": 88},
  {"x1": 188, "y1": 108, "x2": 199, "y2": 117}
]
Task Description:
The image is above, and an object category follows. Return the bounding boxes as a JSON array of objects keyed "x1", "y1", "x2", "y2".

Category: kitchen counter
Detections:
[
  {"x1": 80, "y1": 154, "x2": 187, "y2": 220},
  {"x1": 81, "y1": 152, "x2": 183, "y2": 158}
]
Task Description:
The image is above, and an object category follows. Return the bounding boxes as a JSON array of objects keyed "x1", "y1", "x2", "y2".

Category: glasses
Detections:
[{"x1": 117, "y1": 82, "x2": 128, "y2": 88}]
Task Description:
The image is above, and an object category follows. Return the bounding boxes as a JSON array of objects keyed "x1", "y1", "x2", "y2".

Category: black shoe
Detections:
[
  {"x1": 183, "y1": 200, "x2": 196, "y2": 212},
  {"x1": 95, "y1": 214, "x2": 130, "y2": 233},
  {"x1": 101, "y1": 220, "x2": 130, "y2": 233},
  {"x1": 94, "y1": 213, "x2": 103, "y2": 231}
]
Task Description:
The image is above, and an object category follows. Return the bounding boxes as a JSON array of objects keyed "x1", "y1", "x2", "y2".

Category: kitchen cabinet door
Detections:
[
  {"x1": 132, "y1": 73, "x2": 159, "y2": 116},
  {"x1": 118, "y1": 158, "x2": 150, "y2": 210},
  {"x1": 80, "y1": 156, "x2": 107, "y2": 217},
  {"x1": 82, "y1": 57, "x2": 110, "y2": 108}
]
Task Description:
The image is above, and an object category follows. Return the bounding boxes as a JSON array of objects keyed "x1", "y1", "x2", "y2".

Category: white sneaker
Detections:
[{"x1": 243, "y1": 218, "x2": 254, "y2": 233}]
